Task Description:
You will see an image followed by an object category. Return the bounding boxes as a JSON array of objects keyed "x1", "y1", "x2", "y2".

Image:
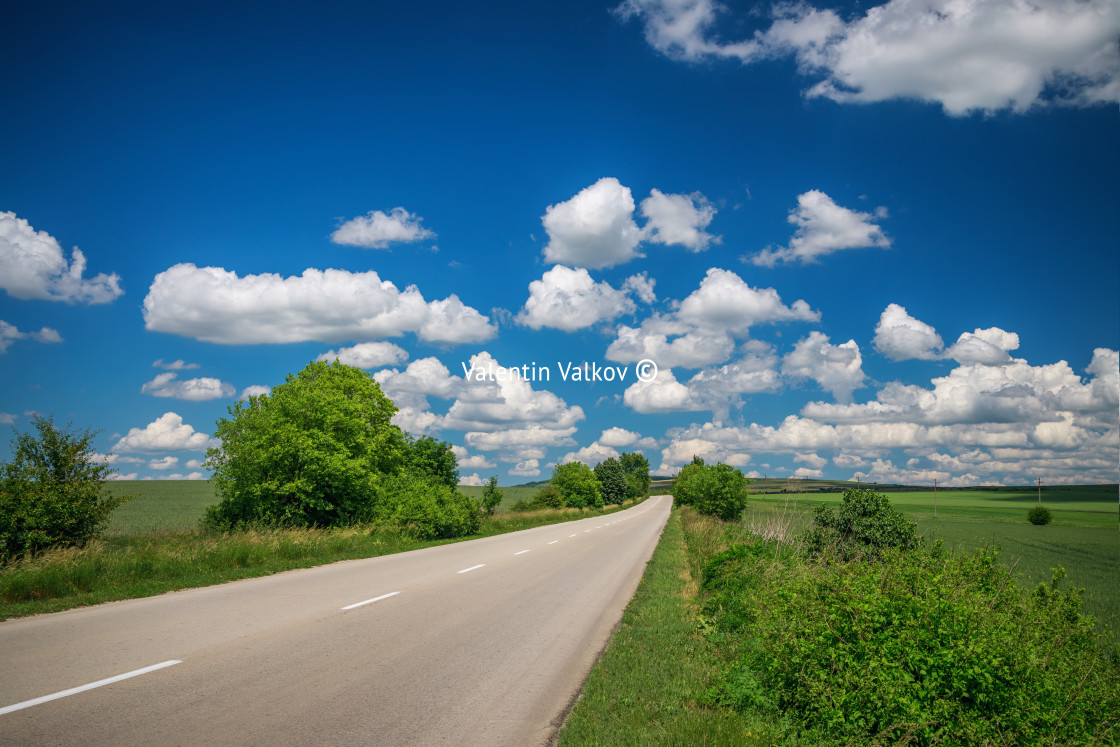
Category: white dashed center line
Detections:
[
  {"x1": 514, "y1": 550, "x2": 530, "y2": 556},
  {"x1": 457, "y1": 564, "x2": 485, "y2": 574},
  {"x1": 548, "y1": 541, "x2": 559, "y2": 544},
  {"x1": 341, "y1": 591, "x2": 400, "y2": 610},
  {"x1": 0, "y1": 660, "x2": 182, "y2": 716}
]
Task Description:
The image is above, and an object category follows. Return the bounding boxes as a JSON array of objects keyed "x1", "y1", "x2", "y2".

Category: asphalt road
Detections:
[{"x1": 0, "y1": 495, "x2": 671, "y2": 746}]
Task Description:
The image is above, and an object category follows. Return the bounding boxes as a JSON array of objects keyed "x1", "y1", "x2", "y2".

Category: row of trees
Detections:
[{"x1": 513, "y1": 453, "x2": 651, "y2": 511}]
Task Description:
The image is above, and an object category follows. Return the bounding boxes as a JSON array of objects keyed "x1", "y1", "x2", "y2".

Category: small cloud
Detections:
[{"x1": 331, "y1": 207, "x2": 435, "y2": 249}]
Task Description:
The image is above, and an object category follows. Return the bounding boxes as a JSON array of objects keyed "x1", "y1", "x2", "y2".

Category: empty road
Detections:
[{"x1": 0, "y1": 495, "x2": 671, "y2": 745}]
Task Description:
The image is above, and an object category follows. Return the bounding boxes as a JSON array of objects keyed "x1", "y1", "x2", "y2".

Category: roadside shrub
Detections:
[
  {"x1": 381, "y1": 475, "x2": 479, "y2": 539},
  {"x1": 405, "y1": 436, "x2": 459, "y2": 489},
  {"x1": 805, "y1": 487, "x2": 919, "y2": 559},
  {"x1": 674, "y1": 461, "x2": 749, "y2": 521},
  {"x1": 530, "y1": 484, "x2": 565, "y2": 509},
  {"x1": 619, "y1": 451, "x2": 651, "y2": 499},
  {"x1": 551, "y1": 461, "x2": 603, "y2": 509},
  {"x1": 593, "y1": 457, "x2": 629, "y2": 505},
  {"x1": 701, "y1": 541, "x2": 1120, "y2": 745},
  {"x1": 480, "y1": 476, "x2": 503, "y2": 516},
  {"x1": 0, "y1": 415, "x2": 130, "y2": 561},
  {"x1": 1028, "y1": 506, "x2": 1053, "y2": 525},
  {"x1": 671, "y1": 456, "x2": 705, "y2": 507}
]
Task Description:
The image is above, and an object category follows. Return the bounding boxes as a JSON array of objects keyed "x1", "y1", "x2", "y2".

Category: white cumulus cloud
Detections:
[
  {"x1": 318, "y1": 341, "x2": 409, "y2": 369},
  {"x1": 330, "y1": 207, "x2": 435, "y2": 249},
  {"x1": 142, "y1": 263, "x2": 495, "y2": 345},
  {"x1": 677, "y1": 267, "x2": 819, "y2": 333},
  {"x1": 617, "y1": 0, "x2": 1120, "y2": 115},
  {"x1": 517, "y1": 266, "x2": 642, "y2": 331},
  {"x1": 0, "y1": 211, "x2": 123, "y2": 304},
  {"x1": 141, "y1": 372, "x2": 236, "y2": 401},
  {"x1": 751, "y1": 190, "x2": 890, "y2": 267},
  {"x1": 782, "y1": 331, "x2": 866, "y2": 403},
  {"x1": 112, "y1": 412, "x2": 217, "y2": 453},
  {"x1": 639, "y1": 189, "x2": 720, "y2": 251},
  {"x1": 873, "y1": 303, "x2": 945, "y2": 361},
  {"x1": 541, "y1": 177, "x2": 644, "y2": 269}
]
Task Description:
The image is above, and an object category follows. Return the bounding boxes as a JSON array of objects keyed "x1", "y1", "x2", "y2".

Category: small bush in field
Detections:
[
  {"x1": 381, "y1": 475, "x2": 479, "y2": 539},
  {"x1": 1028, "y1": 506, "x2": 1053, "y2": 525},
  {"x1": 673, "y1": 460, "x2": 749, "y2": 520},
  {"x1": 805, "y1": 487, "x2": 919, "y2": 559},
  {"x1": 480, "y1": 476, "x2": 503, "y2": 516}
]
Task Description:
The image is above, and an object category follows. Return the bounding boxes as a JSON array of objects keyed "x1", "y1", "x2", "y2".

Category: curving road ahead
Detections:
[{"x1": 0, "y1": 495, "x2": 671, "y2": 746}]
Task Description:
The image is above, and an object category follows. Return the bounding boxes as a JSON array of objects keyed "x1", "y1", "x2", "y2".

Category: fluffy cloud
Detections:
[
  {"x1": 617, "y1": 0, "x2": 1120, "y2": 115},
  {"x1": 542, "y1": 178, "x2": 644, "y2": 269},
  {"x1": 945, "y1": 328, "x2": 1020, "y2": 365},
  {"x1": 598, "y1": 427, "x2": 642, "y2": 448},
  {"x1": 517, "y1": 266, "x2": 639, "y2": 331},
  {"x1": 318, "y1": 341, "x2": 409, "y2": 369},
  {"x1": 676, "y1": 268, "x2": 819, "y2": 333},
  {"x1": 607, "y1": 316, "x2": 735, "y2": 369},
  {"x1": 141, "y1": 372, "x2": 236, "y2": 401},
  {"x1": 451, "y1": 445, "x2": 497, "y2": 470},
  {"x1": 639, "y1": 189, "x2": 720, "y2": 251},
  {"x1": 0, "y1": 320, "x2": 63, "y2": 354},
  {"x1": 782, "y1": 331, "x2": 865, "y2": 403},
  {"x1": 330, "y1": 207, "x2": 435, "y2": 249},
  {"x1": 623, "y1": 369, "x2": 702, "y2": 413},
  {"x1": 686, "y1": 342, "x2": 782, "y2": 420},
  {"x1": 142, "y1": 263, "x2": 495, "y2": 345},
  {"x1": 240, "y1": 385, "x2": 270, "y2": 399},
  {"x1": 508, "y1": 459, "x2": 542, "y2": 477},
  {"x1": 149, "y1": 456, "x2": 179, "y2": 471},
  {"x1": 459, "y1": 473, "x2": 486, "y2": 487},
  {"x1": 559, "y1": 442, "x2": 620, "y2": 466},
  {"x1": 0, "y1": 211, "x2": 123, "y2": 304},
  {"x1": 873, "y1": 303, "x2": 945, "y2": 361},
  {"x1": 111, "y1": 412, "x2": 217, "y2": 453},
  {"x1": 751, "y1": 190, "x2": 889, "y2": 267}
]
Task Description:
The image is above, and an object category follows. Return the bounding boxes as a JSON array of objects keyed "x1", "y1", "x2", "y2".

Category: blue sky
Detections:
[{"x1": 2, "y1": 0, "x2": 1118, "y2": 486}]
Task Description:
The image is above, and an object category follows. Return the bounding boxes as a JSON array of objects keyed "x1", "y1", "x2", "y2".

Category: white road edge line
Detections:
[
  {"x1": 341, "y1": 591, "x2": 401, "y2": 610},
  {"x1": 0, "y1": 660, "x2": 182, "y2": 716},
  {"x1": 457, "y1": 564, "x2": 485, "y2": 574},
  {"x1": 514, "y1": 550, "x2": 530, "y2": 555}
]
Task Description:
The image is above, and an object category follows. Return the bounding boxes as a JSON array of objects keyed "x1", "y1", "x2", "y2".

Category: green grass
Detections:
[
  {"x1": 559, "y1": 508, "x2": 763, "y2": 746},
  {"x1": 0, "y1": 498, "x2": 646, "y2": 620}
]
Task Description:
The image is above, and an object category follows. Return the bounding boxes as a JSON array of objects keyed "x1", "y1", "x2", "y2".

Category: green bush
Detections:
[
  {"x1": 700, "y1": 540, "x2": 1120, "y2": 745},
  {"x1": 551, "y1": 461, "x2": 603, "y2": 509},
  {"x1": 405, "y1": 436, "x2": 459, "y2": 489},
  {"x1": 673, "y1": 461, "x2": 749, "y2": 520},
  {"x1": 0, "y1": 415, "x2": 130, "y2": 561},
  {"x1": 619, "y1": 451, "x2": 651, "y2": 499},
  {"x1": 381, "y1": 475, "x2": 480, "y2": 539},
  {"x1": 593, "y1": 457, "x2": 629, "y2": 505},
  {"x1": 805, "y1": 487, "x2": 919, "y2": 559},
  {"x1": 480, "y1": 476, "x2": 503, "y2": 516},
  {"x1": 1028, "y1": 506, "x2": 1053, "y2": 525}
]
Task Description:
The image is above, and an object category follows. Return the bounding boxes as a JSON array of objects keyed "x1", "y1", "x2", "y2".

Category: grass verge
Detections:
[
  {"x1": 558, "y1": 508, "x2": 763, "y2": 746},
  {"x1": 0, "y1": 499, "x2": 644, "y2": 620}
]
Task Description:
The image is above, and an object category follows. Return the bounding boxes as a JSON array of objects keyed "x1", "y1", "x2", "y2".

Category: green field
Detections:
[
  {"x1": 456, "y1": 484, "x2": 541, "y2": 510},
  {"x1": 747, "y1": 486, "x2": 1120, "y2": 644}
]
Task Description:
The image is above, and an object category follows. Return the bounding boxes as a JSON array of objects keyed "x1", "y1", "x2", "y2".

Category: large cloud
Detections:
[
  {"x1": 0, "y1": 211, "x2": 123, "y2": 304},
  {"x1": 0, "y1": 320, "x2": 63, "y2": 354},
  {"x1": 873, "y1": 303, "x2": 945, "y2": 360},
  {"x1": 617, "y1": 0, "x2": 1120, "y2": 114},
  {"x1": 541, "y1": 178, "x2": 644, "y2": 269},
  {"x1": 517, "y1": 266, "x2": 644, "y2": 331},
  {"x1": 750, "y1": 190, "x2": 890, "y2": 267},
  {"x1": 141, "y1": 373, "x2": 236, "y2": 401},
  {"x1": 143, "y1": 263, "x2": 496, "y2": 345},
  {"x1": 330, "y1": 207, "x2": 435, "y2": 249},
  {"x1": 111, "y1": 412, "x2": 217, "y2": 453}
]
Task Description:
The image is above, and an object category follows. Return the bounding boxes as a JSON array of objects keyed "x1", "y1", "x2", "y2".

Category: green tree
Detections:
[
  {"x1": 204, "y1": 360, "x2": 407, "y2": 529},
  {"x1": 675, "y1": 461, "x2": 749, "y2": 520},
  {"x1": 481, "y1": 475, "x2": 503, "y2": 515},
  {"x1": 0, "y1": 415, "x2": 129, "y2": 560},
  {"x1": 406, "y1": 436, "x2": 459, "y2": 489},
  {"x1": 382, "y1": 474, "x2": 480, "y2": 539},
  {"x1": 593, "y1": 457, "x2": 629, "y2": 505},
  {"x1": 618, "y1": 451, "x2": 651, "y2": 499},
  {"x1": 806, "y1": 488, "x2": 920, "y2": 559},
  {"x1": 551, "y1": 461, "x2": 603, "y2": 509}
]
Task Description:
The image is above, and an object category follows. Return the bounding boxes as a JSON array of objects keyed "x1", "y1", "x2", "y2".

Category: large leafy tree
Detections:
[
  {"x1": 593, "y1": 457, "x2": 629, "y2": 505},
  {"x1": 204, "y1": 360, "x2": 407, "y2": 529},
  {"x1": 551, "y1": 461, "x2": 603, "y2": 509},
  {"x1": 406, "y1": 436, "x2": 459, "y2": 489},
  {"x1": 0, "y1": 415, "x2": 129, "y2": 560},
  {"x1": 618, "y1": 451, "x2": 651, "y2": 499}
]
